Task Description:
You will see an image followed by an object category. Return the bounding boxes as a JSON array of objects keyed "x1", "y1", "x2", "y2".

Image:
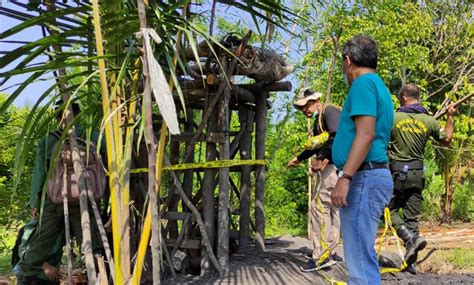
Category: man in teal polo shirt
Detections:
[{"x1": 331, "y1": 35, "x2": 394, "y2": 285}]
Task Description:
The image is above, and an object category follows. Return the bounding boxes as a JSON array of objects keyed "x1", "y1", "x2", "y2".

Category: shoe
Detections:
[
  {"x1": 332, "y1": 253, "x2": 343, "y2": 262},
  {"x1": 300, "y1": 256, "x2": 337, "y2": 272},
  {"x1": 397, "y1": 225, "x2": 427, "y2": 266},
  {"x1": 403, "y1": 262, "x2": 417, "y2": 275},
  {"x1": 304, "y1": 252, "x2": 313, "y2": 260}
]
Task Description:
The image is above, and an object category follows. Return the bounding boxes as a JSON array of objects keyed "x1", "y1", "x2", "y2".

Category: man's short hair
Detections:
[
  {"x1": 342, "y1": 35, "x2": 378, "y2": 69},
  {"x1": 399, "y1": 83, "x2": 420, "y2": 100}
]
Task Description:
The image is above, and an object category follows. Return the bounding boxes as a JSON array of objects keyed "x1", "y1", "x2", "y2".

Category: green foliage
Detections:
[
  {"x1": 448, "y1": 248, "x2": 474, "y2": 270},
  {"x1": 452, "y1": 181, "x2": 474, "y2": 221},
  {"x1": 0, "y1": 94, "x2": 33, "y2": 251}
]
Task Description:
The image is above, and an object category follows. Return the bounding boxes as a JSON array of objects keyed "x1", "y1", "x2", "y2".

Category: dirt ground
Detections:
[{"x1": 167, "y1": 222, "x2": 474, "y2": 284}]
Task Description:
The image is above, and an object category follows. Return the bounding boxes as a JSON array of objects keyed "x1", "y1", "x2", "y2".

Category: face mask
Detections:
[
  {"x1": 342, "y1": 68, "x2": 349, "y2": 85},
  {"x1": 312, "y1": 111, "x2": 319, "y2": 119}
]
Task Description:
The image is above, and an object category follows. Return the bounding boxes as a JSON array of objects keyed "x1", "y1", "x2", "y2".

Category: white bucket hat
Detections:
[{"x1": 293, "y1": 87, "x2": 322, "y2": 110}]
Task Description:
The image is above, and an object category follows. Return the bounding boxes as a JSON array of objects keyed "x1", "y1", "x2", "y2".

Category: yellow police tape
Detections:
[
  {"x1": 130, "y1": 159, "x2": 266, "y2": 173},
  {"x1": 377, "y1": 207, "x2": 408, "y2": 273},
  {"x1": 311, "y1": 172, "x2": 346, "y2": 285}
]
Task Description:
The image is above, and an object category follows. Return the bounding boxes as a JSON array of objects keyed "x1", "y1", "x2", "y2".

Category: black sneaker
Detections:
[
  {"x1": 332, "y1": 253, "x2": 343, "y2": 262},
  {"x1": 304, "y1": 252, "x2": 313, "y2": 260},
  {"x1": 300, "y1": 256, "x2": 337, "y2": 272}
]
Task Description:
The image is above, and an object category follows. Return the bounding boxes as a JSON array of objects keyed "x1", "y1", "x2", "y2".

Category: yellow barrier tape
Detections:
[
  {"x1": 377, "y1": 207, "x2": 407, "y2": 273},
  {"x1": 311, "y1": 173, "x2": 346, "y2": 285},
  {"x1": 130, "y1": 159, "x2": 266, "y2": 173}
]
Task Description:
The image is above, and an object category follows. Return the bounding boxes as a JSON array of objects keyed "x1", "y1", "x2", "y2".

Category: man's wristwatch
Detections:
[{"x1": 338, "y1": 170, "x2": 353, "y2": 181}]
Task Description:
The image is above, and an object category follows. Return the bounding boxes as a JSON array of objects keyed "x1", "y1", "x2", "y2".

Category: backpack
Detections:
[{"x1": 47, "y1": 131, "x2": 106, "y2": 205}]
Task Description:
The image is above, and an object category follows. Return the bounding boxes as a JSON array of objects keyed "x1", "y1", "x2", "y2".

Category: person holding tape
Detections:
[
  {"x1": 388, "y1": 83, "x2": 456, "y2": 274},
  {"x1": 288, "y1": 87, "x2": 342, "y2": 272}
]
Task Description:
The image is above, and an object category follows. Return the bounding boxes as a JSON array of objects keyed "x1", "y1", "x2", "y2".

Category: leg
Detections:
[
  {"x1": 340, "y1": 169, "x2": 393, "y2": 285},
  {"x1": 18, "y1": 199, "x2": 64, "y2": 282},
  {"x1": 319, "y1": 165, "x2": 340, "y2": 254},
  {"x1": 388, "y1": 173, "x2": 410, "y2": 232}
]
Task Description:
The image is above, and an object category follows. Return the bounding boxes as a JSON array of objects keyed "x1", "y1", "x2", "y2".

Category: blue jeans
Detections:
[{"x1": 340, "y1": 168, "x2": 393, "y2": 285}]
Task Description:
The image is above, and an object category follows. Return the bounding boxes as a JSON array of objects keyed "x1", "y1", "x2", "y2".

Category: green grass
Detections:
[{"x1": 448, "y1": 248, "x2": 474, "y2": 270}]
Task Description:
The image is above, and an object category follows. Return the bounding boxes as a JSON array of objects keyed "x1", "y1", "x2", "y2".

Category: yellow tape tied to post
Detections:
[{"x1": 130, "y1": 159, "x2": 266, "y2": 173}]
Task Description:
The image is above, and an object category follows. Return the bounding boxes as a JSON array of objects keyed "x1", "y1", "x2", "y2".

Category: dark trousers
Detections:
[
  {"x1": 388, "y1": 169, "x2": 425, "y2": 235},
  {"x1": 18, "y1": 197, "x2": 102, "y2": 280}
]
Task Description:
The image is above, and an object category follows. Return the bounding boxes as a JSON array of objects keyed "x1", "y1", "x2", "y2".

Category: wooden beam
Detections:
[{"x1": 239, "y1": 81, "x2": 292, "y2": 94}]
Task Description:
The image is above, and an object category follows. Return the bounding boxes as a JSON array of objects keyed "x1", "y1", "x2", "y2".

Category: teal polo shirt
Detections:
[{"x1": 332, "y1": 73, "x2": 394, "y2": 169}]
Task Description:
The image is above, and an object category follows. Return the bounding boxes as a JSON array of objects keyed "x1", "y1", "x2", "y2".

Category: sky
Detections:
[
  {"x1": 0, "y1": 1, "x2": 57, "y2": 107},
  {"x1": 0, "y1": 1, "x2": 310, "y2": 121}
]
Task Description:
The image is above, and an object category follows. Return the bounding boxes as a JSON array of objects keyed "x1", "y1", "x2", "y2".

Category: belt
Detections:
[
  {"x1": 390, "y1": 160, "x2": 423, "y2": 172},
  {"x1": 358, "y1": 162, "x2": 389, "y2": 172}
]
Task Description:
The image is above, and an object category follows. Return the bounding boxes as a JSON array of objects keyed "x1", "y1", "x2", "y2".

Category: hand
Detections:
[
  {"x1": 42, "y1": 262, "x2": 61, "y2": 282},
  {"x1": 287, "y1": 157, "x2": 299, "y2": 168},
  {"x1": 31, "y1": 208, "x2": 39, "y2": 219},
  {"x1": 447, "y1": 104, "x2": 457, "y2": 116},
  {"x1": 331, "y1": 178, "x2": 350, "y2": 207},
  {"x1": 311, "y1": 158, "x2": 329, "y2": 172}
]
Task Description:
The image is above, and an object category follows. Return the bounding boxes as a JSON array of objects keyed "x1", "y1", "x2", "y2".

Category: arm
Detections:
[
  {"x1": 331, "y1": 116, "x2": 375, "y2": 207},
  {"x1": 442, "y1": 104, "x2": 456, "y2": 145}
]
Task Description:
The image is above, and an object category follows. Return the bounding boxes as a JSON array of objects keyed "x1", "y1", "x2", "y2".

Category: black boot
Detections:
[
  {"x1": 403, "y1": 262, "x2": 418, "y2": 274},
  {"x1": 397, "y1": 225, "x2": 427, "y2": 266}
]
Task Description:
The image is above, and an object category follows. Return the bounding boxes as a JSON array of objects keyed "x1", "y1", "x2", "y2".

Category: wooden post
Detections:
[
  {"x1": 255, "y1": 93, "x2": 267, "y2": 252},
  {"x1": 217, "y1": 73, "x2": 231, "y2": 269},
  {"x1": 168, "y1": 141, "x2": 180, "y2": 239},
  {"x1": 183, "y1": 108, "x2": 195, "y2": 209},
  {"x1": 238, "y1": 105, "x2": 253, "y2": 251},
  {"x1": 201, "y1": 93, "x2": 218, "y2": 274}
]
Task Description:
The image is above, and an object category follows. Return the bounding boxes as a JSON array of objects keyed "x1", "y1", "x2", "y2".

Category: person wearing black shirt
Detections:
[{"x1": 288, "y1": 87, "x2": 342, "y2": 272}]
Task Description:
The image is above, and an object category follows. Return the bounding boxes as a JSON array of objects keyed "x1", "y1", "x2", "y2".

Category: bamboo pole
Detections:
[
  {"x1": 136, "y1": 1, "x2": 161, "y2": 284},
  {"x1": 91, "y1": 1, "x2": 124, "y2": 283}
]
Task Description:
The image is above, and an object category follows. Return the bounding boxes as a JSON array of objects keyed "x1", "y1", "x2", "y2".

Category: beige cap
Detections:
[{"x1": 293, "y1": 87, "x2": 322, "y2": 110}]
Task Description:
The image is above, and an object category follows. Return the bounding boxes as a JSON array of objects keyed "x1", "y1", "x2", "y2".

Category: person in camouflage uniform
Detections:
[{"x1": 388, "y1": 83, "x2": 456, "y2": 273}]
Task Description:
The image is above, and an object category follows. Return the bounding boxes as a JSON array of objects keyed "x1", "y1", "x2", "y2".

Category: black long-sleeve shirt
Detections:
[{"x1": 297, "y1": 105, "x2": 341, "y2": 164}]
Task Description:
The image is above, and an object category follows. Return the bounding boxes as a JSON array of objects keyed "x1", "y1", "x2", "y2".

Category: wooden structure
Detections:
[{"x1": 147, "y1": 34, "x2": 293, "y2": 277}]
